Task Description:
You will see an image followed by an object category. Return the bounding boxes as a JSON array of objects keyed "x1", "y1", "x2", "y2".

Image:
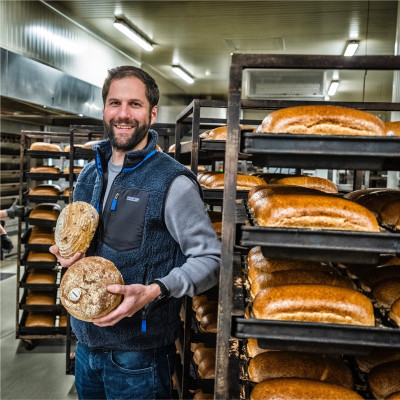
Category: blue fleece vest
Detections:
[{"x1": 72, "y1": 131, "x2": 198, "y2": 350}]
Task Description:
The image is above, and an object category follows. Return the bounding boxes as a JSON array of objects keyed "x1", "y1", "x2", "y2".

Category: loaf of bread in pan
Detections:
[
  {"x1": 205, "y1": 125, "x2": 256, "y2": 140},
  {"x1": 247, "y1": 246, "x2": 333, "y2": 283},
  {"x1": 390, "y1": 297, "x2": 400, "y2": 326},
  {"x1": 200, "y1": 173, "x2": 267, "y2": 190},
  {"x1": 65, "y1": 144, "x2": 84, "y2": 152},
  {"x1": 355, "y1": 349, "x2": 400, "y2": 373},
  {"x1": 271, "y1": 175, "x2": 338, "y2": 193},
  {"x1": 195, "y1": 302, "x2": 218, "y2": 321},
  {"x1": 371, "y1": 278, "x2": 400, "y2": 308},
  {"x1": 256, "y1": 105, "x2": 385, "y2": 136},
  {"x1": 26, "y1": 269, "x2": 57, "y2": 284},
  {"x1": 385, "y1": 121, "x2": 400, "y2": 136},
  {"x1": 193, "y1": 346, "x2": 216, "y2": 365},
  {"x1": 248, "y1": 351, "x2": 353, "y2": 388},
  {"x1": 29, "y1": 166, "x2": 61, "y2": 174},
  {"x1": 82, "y1": 140, "x2": 102, "y2": 149},
  {"x1": 27, "y1": 251, "x2": 56, "y2": 263},
  {"x1": 30, "y1": 142, "x2": 62, "y2": 152},
  {"x1": 212, "y1": 221, "x2": 222, "y2": 238},
  {"x1": 193, "y1": 391, "x2": 213, "y2": 400},
  {"x1": 252, "y1": 284, "x2": 375, "y2": 326},
  {"x1": 29, "y1": 203, "x2": 61, "y2": 221},
  {"x1": 250, "y1": 185, "x2": 380, "y2": 232},
  {"x1": 192, "y1": 294, "x2": 209, "y2": 310},
  {"x1": 246, "y1": 338, "x2": 270, "y2": 358},
  {"x1": 29, "y1": 184, "x2": 61, "y2": 197},
  {"x1": 55, "y1": 201, "x2": 99, "y2": 258},
  {"x1": 60, "y1": 256, "x2": 124, "y2": 322},
  {"x1": 25, "y1": 312, "x2": 55, "y2": 327},
  {"x1": 368, "y1": 360, "x2": 400, "y2": 400},
  {"x1": 26, "y1": 290, "x2": 56, "y2": 305},
  {"x1": 359, "y1": 265, "x2": 400, "y2": 288},
  {"x1": 199, "y1": 313, "x2": 218, "y2": 333},
  {"x1": 387, "y1": 392, "x2": 400, "y2": 400},
  {"x1": 197, "y1": 355, "x2": 216, "y2": 379},
  {"x1": 64, "y1": 166, "x2": 84, "y2": 174},
  {"x1": 250, "y1": 269, "x2": 355, "y2": 298},
  {"x1": 347, "y1": 189, "x2": 400, "y2": 231},
  {"x1": 250, "y1": 378, "x2": 363, "y2": 400},
  {"x1": 28, "y1": 226, "x2": 55, "y2": 245}
]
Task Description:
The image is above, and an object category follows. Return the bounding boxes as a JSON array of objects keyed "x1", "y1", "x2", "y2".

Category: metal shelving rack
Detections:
[{"x1": 214, "y1": 54, "x2": 400, "y2": 399}]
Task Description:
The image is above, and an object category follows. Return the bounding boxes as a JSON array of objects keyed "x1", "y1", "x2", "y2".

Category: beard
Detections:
[{"x1": 104, "y1": 118, "x2": 150, "y2": 152}]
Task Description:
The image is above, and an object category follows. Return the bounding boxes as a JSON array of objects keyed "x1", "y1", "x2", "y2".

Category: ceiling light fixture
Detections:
[
  {"x1": 113, "y1": 18, "x2": 153, "y2": 52},
  {"x1": 172, "y1": 65, "x2": 195, "y2": 84},
  {"x1": 327, "y1": 80, "x2": 340, "y2": 96},
  {"x1": 344, "y1": 40, "x2": 360, "y2": 57}
]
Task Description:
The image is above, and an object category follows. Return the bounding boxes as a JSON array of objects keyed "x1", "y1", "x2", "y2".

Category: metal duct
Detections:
[{"x1": 1, "y1": 48, "x2": 102, "y2": 120}]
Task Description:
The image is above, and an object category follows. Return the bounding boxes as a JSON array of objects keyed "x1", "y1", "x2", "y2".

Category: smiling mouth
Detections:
[{"x1": 114, "y1": 124, "x2": 134, "y2": 130}]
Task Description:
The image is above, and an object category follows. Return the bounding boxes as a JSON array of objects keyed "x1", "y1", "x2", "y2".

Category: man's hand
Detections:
[
  {"x1": 6, "y1": 200, "x2": 28, "y2": 219},
  {"x1": 92, "y1": 283, "x2": 161, "y2": 327},
  {"x1": 49, "y1": 245, "x2": 84, "y2": 268},
  {"x1": 1, "y1": 234, "x2": 13, "y2": 254}
]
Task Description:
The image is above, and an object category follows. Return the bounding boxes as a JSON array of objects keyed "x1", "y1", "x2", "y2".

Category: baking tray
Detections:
[
  {"x1": 203, "y1": 189, "x2": 249, "y2": 201},
  {"x1": 239, "y1": 225, "x2": 400, "y2": 264},
  {"x1": 25, "y1": 194, "x2": 61, "y2": 203},
  {"x1": 25, "y1": 217, "x2": 57, "y2": 228},
  {"x1": 242, "y1": 133, "x2": 400, "y2": 170},
  {"x1": 233, "y1": 318, "x2": 400, "y2": 355},
  {"x1": 25, "y1": 150, "x2": 69, "y2": 159},
  {"x1": 20, "y1": 268, "x2": 59, "y2": 290},
  {"x1": 25, "y1": 172, "x2": 63, "y2": 180},
  {"x1": 18, "y1": 310, "x2": 66, "y2": 335}
]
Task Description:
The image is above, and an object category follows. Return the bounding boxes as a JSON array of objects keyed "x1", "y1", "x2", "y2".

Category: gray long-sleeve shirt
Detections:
[{"x1": 105, "y1": 161, "x2": 221, "y2": 298}]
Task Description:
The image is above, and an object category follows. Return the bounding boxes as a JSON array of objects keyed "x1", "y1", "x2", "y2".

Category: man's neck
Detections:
[{"x1": 111, "y1": 135, "x2": 149, "y2": 165}]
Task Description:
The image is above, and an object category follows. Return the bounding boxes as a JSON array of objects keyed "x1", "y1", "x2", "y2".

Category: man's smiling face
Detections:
[{"x1": 103, "y1": 76, "x2": 157, "y2": 152}]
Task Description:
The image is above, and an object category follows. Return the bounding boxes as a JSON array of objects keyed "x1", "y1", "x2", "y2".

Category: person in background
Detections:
[
  {"x1": 50, "y1": 65, "x2": 221, "y2": 400},
  {"x1": 0, "y1": 200, "x2": 28, "y2": 254}
]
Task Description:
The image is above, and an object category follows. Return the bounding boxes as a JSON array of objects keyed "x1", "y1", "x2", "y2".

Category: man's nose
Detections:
[{"x1": 118, "y1": 104, "x2": 131, "y2": 119}]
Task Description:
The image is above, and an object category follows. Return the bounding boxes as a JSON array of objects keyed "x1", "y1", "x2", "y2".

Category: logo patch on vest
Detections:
[{"x1": 127, "y1": 196, "x2": 140, "y2": 202}]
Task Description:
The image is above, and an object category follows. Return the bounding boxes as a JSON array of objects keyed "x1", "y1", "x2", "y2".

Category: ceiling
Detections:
[
  {"x1": 46, "y1": 0, "x2": 398, "y2": 102},
  {"x1": 1, "y1": 1, "x2": 399, "y2": 126}
]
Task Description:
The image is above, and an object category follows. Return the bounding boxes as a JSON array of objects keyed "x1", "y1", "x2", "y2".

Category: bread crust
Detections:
[
  {"x1": 202, "y1": 173, "x2": 267, "y2": 190},
  {"x1": 250, "y1": 378, "x2": 363, "y2": 400},
  {"x1": 26, "y1": 269, "x2": 57, "y2": 284},
  {"x1": 27, "y1": 251, "x2": 56, "y2": 262},
  {"x1": 390, "y1": 297, "x2": 400, "y2": 326},
  {"x1": 55, "y1": 201, "x2": 99, "y2": 258},
  {"x1": 60, "y1": 256, "x2": 124, "y2": 322},
  {"x1": 30, "y1": 142, "x2": 62, "y2": 151},
  {"x1": 29, "y1": 184, "x2": 61, "y2": 196},
  {"x1": 29, "y1": 166, "x2": 61, "y2": 174},
  {"x1": 30, "y1": 203, "x2": 61, "y2": 221},
  {"x1": 252, "y1": 284, "x2": 375, "y2": 326},
  {"x1": 251, "y1": 185, "x2": 380, "y2": 232},
  {"x1": 368, "y1": 360, "x2": 400, "y2": 400},
  {"x1": 257, "y1": 105, "x2": 385, "y2": 136},
  {"x1": 272, "y1": 176, "x2": 338, "y2": 194},
  {"x1": 25, "y1": 312, "x2": 55, "y2": 327},
  {"x1": 371, "y1": 278, "x2": 400, "y2": 308},
  {"x1": 248, "y1": 351, "x2": 353, "y2": 388},
  {"x1": 385, "y1": 121, "x2": 400, "y2": 136}
]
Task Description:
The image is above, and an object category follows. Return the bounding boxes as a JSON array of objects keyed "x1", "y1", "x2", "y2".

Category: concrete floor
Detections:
[{"x1": 1, "y1": 256, "x2": 78, "y2": 400}]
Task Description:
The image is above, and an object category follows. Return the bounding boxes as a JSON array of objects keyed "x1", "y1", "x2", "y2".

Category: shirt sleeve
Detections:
[{"x1": 158, "y1": 174, "x2": 221, "y2": 297}]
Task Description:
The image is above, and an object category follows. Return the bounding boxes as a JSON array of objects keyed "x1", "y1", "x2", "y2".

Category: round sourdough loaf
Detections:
[
  {"x1": 60, "y1": 256, "x2": 124, "y2": 322},
  {"x1": 55, "y1": 201, "x2": 99, "y2": 258}
]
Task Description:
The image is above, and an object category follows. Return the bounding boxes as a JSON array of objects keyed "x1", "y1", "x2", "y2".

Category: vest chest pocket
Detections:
[{"x1": 102, "y1": 187, "x2": 150, "y2": 251}]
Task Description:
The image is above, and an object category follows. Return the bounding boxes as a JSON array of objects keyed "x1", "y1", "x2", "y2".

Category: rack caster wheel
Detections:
[{"x1": 22, "y1": 339, "x2": 35, "y2": 351}]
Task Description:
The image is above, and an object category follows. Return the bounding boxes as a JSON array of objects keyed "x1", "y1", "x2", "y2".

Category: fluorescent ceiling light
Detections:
[
  {"x1": 172, "y1": 65, "x2": 195, "y2": 84},
  {"x1": 114, "y1": 18, "x2": 153, "y2": 52},
  {"x1": 344, "y1": 40, "x2": 359, "y2": 57},
  {"x1": 327, "y1": 80, "x2": 340, "y2": 96}
]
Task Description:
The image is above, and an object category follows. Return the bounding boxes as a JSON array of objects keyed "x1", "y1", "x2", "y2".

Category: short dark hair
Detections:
[{"x1": 102, "y1": 66, "x2": 160, "y2": 109}]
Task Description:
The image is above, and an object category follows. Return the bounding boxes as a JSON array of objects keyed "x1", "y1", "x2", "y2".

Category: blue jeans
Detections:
[{"x1": 74, "y1": 342, "x2": 176, "y2": 400}]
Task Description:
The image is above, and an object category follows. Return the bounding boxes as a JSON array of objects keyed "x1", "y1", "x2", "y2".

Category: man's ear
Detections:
[{"x1": 150, "y1": 106, "x2": 158, "y2": 125}]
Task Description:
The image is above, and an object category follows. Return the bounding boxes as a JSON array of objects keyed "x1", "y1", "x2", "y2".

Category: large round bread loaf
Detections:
[
  {"x1": 256, "y1": 105, "x2": 385, "y2": 136},
  {"x1": 55, "y1": 201, "x2": 99, "y2": 258},
  {"x1": 250, "y1": 378, "x2": 363, "y2": 400},
  {"x1": 60, "y1": 256, "x2": 124, "y2": 322},
  {"x1": 252, "y1": 284, "x2": 375, "y2": 326}
]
